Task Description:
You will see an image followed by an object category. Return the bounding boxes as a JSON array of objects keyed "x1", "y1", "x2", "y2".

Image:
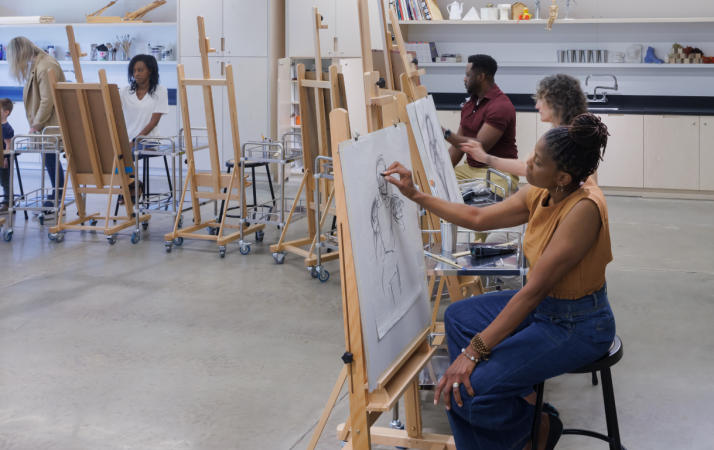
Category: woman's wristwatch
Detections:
[{"x1": 443, "y1": 129, "x2": 452, "y2": 140}]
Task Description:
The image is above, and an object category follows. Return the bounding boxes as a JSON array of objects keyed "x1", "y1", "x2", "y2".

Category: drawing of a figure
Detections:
[
  {"x1": 371, "y1": 156, "x2": 405, "y2": 306},
  {"x1": 424, "y1": 114, "x2": 452, "y2": 201}
]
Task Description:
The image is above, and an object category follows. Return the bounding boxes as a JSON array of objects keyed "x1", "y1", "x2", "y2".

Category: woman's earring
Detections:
[{"x1": 557, "y1": 184, "x2": 563, "y2": 194}]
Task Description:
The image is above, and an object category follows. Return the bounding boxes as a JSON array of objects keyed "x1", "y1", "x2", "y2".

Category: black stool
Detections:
[
  {"x1": 217, "y1": 159, "x2": 276, "y2": 222},
  {"x1": 114, "y1": 154, "x2": 173, "y2": 217},
  {"x1": 532, "y1": 335, "x2": 625, "y2": 450}
]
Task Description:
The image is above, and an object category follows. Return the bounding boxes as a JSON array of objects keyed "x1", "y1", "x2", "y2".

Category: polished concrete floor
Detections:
[{"x1": 1, "y1": 171, "x2": 713, "y2": 450}]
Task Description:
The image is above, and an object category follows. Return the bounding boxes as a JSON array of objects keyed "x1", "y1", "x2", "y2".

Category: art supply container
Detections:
[
  {"x1": 440, "y1": 221, "x2": 458, "y2": 255},
  {"x1": 557, "y1": 50, "x2": 567, "y2": 62},
  {"x1": 98, "y1": 50, "x2": 109, "y2": 61},
  {"x1": 568, "y1": 50, "x2": 577, "y2": 63},
  {"x1": 596, "y1": 50, "x2": 606, "y2": 63},
  {"x1": 587, "y1": 50, "x2": 595, "y2": 63},
  {"x1": 151, "y1": 47, "x2": 160, "y2": 59},
  {"x1": 47, "y1": 45, "x2": 55, "y2": 58},
  {"x1": 65, "y1": 50, "x2": 71, "y2": 60},
  {"x1": 578, "y1": 50, "x2": 586, "y2": 62}
]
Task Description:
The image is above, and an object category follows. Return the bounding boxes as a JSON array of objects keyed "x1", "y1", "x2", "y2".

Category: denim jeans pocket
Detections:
[
  {"x1": 535, "y1": 314, "x2": 571, "y2": 346},
  {"x1": 597, "y1": 317, "x2": 615, "y2": 331}
]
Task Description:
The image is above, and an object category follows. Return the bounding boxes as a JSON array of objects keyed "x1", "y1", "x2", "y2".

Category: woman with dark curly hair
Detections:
[
  {"x1": 461, "y1": 74, "x2": 588, "y2": 179},
  {"x1": 384, "y1": 113, "x2": 613, "y2": 450}
]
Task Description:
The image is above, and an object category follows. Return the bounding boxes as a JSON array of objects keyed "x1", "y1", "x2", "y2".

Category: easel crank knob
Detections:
[
  {"x1": 341, "y1": 352, "x2": 354, "y2": 364},
  {"x1": 376, "y1": 78, "x2": 386, "y2": 88}
]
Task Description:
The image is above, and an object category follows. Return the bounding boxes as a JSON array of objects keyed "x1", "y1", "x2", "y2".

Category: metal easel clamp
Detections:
[{"x1": 341, "y1": 352, "x2": 354, "y2": 364}]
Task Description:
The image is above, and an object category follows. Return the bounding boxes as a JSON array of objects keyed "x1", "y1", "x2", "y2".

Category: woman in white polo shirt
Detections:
[{"x1": 118, "y1": 54, "x2": 169, "y2": 204}]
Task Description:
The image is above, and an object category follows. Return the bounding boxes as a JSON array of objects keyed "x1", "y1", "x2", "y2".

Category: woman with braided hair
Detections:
[{"x1": 384, "y1": 113, "x2": 614, "y2": 450}]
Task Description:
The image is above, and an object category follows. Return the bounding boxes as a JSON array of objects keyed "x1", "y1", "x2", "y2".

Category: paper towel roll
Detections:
[{"x1": 0, "y1": 16, "x2": 55, "y2": 25}]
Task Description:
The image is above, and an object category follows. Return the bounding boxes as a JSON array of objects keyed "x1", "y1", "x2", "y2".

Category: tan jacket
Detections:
[{"x1": 23, "y1": 56, "x2": 66, "y2": 131}]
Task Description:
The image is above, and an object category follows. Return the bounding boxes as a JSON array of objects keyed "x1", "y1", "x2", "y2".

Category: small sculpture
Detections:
[
  {"x1": 561, "y1": 0, "x2": 577, "y2": 19},
  {"x1": 534, "y1": 0, "x2": 541, "y2": 20},
  {"x1": 644, "y1": 47, "x2": 663, "y2": 64},
  {"x1": 625, "y1": 44, "x2": 642, "y2": 63},
  {"x1": 546, "y1": 0, "x2": 558, "y2": 30},
  {"x1": 683, "y1": 46, "x2": 694, "y2": 56},
  {"x1": 611, "y1": 52, "x2": 624, "y2": 63}
]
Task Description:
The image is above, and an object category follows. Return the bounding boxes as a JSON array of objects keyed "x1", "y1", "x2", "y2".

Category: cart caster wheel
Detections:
[
  {"x1": 318, "y1": 269, "x2": 330, "y2": 282},
  {"x1": 131, "y1": 232, "x2": 140, "y2": 244},
  {"x1": 173, "y1": 237, "x2": 184, "y2": 246},
  {"x1": 165, "y1": 241, "x2": 173, "y2": 253},
  {"x1": 208, "y1": 227, "x2": 216, "y2": 236},
  {"x1": 90, "y1": 219, "x2": 98, "y2": 226},
  {"x1": 311, "y1": 266, "x2": 319, "y2": 278},
  {"x1": 39, "y1": 216, "x2": 44, "y2": 226},
  {"x1": 48, "y1": 233, "x2": 56, "y2": 241},
  {"x1": 239, "y1": 243, "x2": 250, "y2": 255},
  {"x1": 177, "y1": 215, "x2": 184, "y2": 229},
  {"x1": 256, "y1": 230, "x2": 264, "y2": 242},
  {"x1": 107, "y1": 234, "x2": 117, "y2": 245},
  {"x1": 4, "y1": 231, "x2": 12, "y2": 242},
  {"x1": 142, "y1": 222, "x2": 149, "y2": 231},
  {"x1": 273, "y1": 252, "x2": 285, "y2": 264},
  {"x1": 220, "y1": 245, "x2": 227, "y2": 258}
]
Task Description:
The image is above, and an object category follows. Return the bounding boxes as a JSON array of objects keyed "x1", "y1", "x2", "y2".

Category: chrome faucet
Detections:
[{"x1": 585, "y1": 74, "x2": 618, "y2": 103}]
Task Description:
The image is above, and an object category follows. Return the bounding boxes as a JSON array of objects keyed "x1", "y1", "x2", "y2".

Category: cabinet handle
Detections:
[
  {"x1": 327, "y1": 51, "x2": 331, "y2": 54},
  {"x1": 221, "y1": 61, "x2": 224, "y2": 76},
  {"x1": 693, "y1": 121, "x2": 696, "y2": 125},
  {"x1": 221, "y1": 37, "x2": 225, "y2": 52}
]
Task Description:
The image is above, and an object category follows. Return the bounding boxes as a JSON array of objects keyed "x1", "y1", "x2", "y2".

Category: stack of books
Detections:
[
  {"x1": 406, "y1": 42, "x2": 439, "y2": 62},
  {"x1": 392, "y1": 0, "x2": 443, "y2": 21},
  {"x1": 435, "y1": 54, "x2": 462, "y2": 63}
]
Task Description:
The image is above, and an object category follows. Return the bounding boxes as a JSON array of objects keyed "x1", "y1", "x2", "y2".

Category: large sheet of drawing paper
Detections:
[
  {"x1": 407, "y1": 95, "x2": 464, "y2": 204},
  {"x1": 339, "y1": 124, "x2": 431, "y2": 392}
]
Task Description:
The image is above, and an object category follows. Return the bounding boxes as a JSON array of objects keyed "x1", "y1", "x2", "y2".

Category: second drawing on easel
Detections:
[{"x1": 408, "y1": 95, "x2": 463, "y2": 204}]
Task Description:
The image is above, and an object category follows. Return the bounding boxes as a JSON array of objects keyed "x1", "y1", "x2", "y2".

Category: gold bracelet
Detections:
[{"x1": 470, "y1": 333, "x2": 492, "y2": 360}]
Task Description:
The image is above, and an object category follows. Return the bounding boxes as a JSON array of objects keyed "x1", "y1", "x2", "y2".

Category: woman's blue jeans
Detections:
[
  {"x1": 443, "y1": 285, "x2": 615, "y2": 450},
  {"x1": 44, "y1": 153, "x2": 65, "y2": 204}
]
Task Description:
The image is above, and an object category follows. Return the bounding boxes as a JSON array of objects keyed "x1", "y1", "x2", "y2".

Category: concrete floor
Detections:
[{"x1": 1, "y1": 171, "x2": 713, "y2": 450}]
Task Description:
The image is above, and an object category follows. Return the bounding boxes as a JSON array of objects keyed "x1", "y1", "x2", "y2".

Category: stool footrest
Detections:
[{"x1": 563, "y1": 429, "x2": 626, "y2": 450}]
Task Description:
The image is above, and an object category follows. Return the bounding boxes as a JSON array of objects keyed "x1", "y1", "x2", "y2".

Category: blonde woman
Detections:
[{"x1": 7, "y1": 37, "x2": 66, "y2": 218}]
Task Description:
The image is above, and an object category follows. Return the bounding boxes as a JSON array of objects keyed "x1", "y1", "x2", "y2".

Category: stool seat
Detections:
[
  {"x1": 570, "y1": 335, "x2": 623, "y2": 374},
  {"x1": 225, "y1": 159, "x2": 268, "y2": 169}
]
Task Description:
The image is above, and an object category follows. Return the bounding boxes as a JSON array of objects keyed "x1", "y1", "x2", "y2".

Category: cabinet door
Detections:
[
  {"x1": 644, "y1": 115, "x2": 699, "y2": 190},
  {"x1": 288, "y1": 0, "x2": 335, "y2": 58},
  {"x1": 223, "y1": 57, "x2": 269, "y2": 165},
  {"x1": 597, "y1": 114, "x2": 644, "y2": 188},
  {"x1": 515, "y1": 112, "x2": 537, "y2": 160},
  {"x1": 179, "y1": 0, "x2": 223, "y2": 57},
  {"x1": 334, "y1": 0, "x2": 362, "y2": 58},
  {"x1": 277, "y1": 58, "x2": 293, "y2": 143},
  {"x1": 180, "y1": 57, "x2": 223, "y2": 172},
  {"x1": 223, "y1": 0, "x2": 268, "y2": 57},
  {"x1": 701, "y1": 117, "x2": 714, "y2": 191}
]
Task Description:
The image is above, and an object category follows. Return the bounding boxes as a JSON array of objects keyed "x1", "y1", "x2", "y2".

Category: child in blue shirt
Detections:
[{"x1": 1, "y1": 98, "x2": 14, "y2": 214}]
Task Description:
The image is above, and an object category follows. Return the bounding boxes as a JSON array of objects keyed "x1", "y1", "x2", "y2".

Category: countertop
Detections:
[{"x1": 432, "y1": 93, "x2": 714, "y2": 116}]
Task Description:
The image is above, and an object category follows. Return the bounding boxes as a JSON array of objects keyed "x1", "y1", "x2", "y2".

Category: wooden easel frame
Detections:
[
  {"x1": 163, "y1": 16, "x2": 264, "y2": 254},
  {"x1": 65, "y1": 25, "x2": 86, "y2": 83},
  {"x1": 47, "y1": 69, "x2": 151, "y2": 238},
  {"x1": 271, "y1": 7, "x2": 344, "y2": 268}
]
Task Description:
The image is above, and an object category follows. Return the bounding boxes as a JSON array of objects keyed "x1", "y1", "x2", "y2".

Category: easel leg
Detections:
[
  {"x1": 217, "y1": 169, "x2": 238, "y2": 239},
  {"x1": 104, "y1": 161, "x2": 117, "y2": 231},
  {"x1": 306, "y1": 365, "x2": 348, "y2": 450},
  {"x1": 430, "y1": 277, "x2": 446, "y2": 333},
  {"x1": 56, "y1": 155, "x2": 73, "y2": 228},
  {"x1": 404, "y1": 378, "x2": 423, "y2": 439},
  {"x1": 272, "y1": 170, "x2": 308, "y2": 250},
  {"x1": 170, "y1": 159, "x2": 193, "y2": 237}
]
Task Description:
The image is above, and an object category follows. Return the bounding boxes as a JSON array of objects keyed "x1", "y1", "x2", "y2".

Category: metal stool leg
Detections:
[
  {"x1": 531, "y1": 382, "x2": 545, "y2": 448},
  {"x1": 251, "y1": 166, "x2": 258, "y2": 219},
  {"x1": 265, "y1": 163, "x2": 276, "y2": 209},
  {"x1": 163, "y1": 156, "x2": 173, "y2": 192},
  {"x1": 217, "y1": 164, "x2": 231, "y2": 224},
  {"x1": 13, "y1": 155, "x2": 28, "y2": 220},
  {"x1": 592, "y1": 371, "x2": 599, "y2": 386},
  {"x1": 601, "y1": 368, "x2": 622, "y2": 450}
]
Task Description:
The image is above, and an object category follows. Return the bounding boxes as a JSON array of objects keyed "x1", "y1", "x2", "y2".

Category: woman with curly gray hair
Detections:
[{"x1": 461, "y1": 74, "x2": 589, "y2": 179}]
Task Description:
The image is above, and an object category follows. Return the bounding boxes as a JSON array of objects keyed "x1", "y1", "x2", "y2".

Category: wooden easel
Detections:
[
  {"x1": 164, "y1": 16, "x2": 264, "y2": 257},
  {"x1": 305, "y1": 108, "x2": 455, "y2": 450},
  {"x1": 47, "y1": 69, "x2": 151, "y2": 243},
  {"x1": 65, "y1": 25, "x2": 86, "y2": 83},
  {"x1": 271, "y1": 7, "x2": 344, "y2": 269}
]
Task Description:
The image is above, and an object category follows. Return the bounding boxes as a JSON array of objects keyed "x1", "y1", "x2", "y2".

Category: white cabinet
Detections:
[
  {"x1": 288, "y1": 0, "x2": 335, "y2": 58},
  {"x1": 515, "y1": 112, "x2": 537, "y2": 161},
  {"x1": 287, "y1": 0, "x2": 361, "y2": 58},
  {"x1": 179, "y1": 0, "x2": 224, "y2": 57},
  {"x1": 701, "y1": 117, "x2": 714, "y2": 191},
  {"x1": 223, "y1": 0, "x2": 268, "y2": 57},
  {"x1": 644, "y1": 115, "x2": 700, "y2": 190},
  {"x1": 223, "y1": 58, "x2": 269, "y2": 163},
  {"x1": 277, "y1": 58, "x2": 293, "y2": 143},
  {"x1": 180, "y1": 56, "x2": 223, "y2": 171},
  {"x1": 597, "y1": 114, "x2": 644, "y2": 188}
]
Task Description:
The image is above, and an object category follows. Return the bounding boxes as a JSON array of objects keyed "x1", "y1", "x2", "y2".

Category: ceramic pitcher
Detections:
[{"x1": 447, "y1": 1, "x2": 464, "y2": 20}]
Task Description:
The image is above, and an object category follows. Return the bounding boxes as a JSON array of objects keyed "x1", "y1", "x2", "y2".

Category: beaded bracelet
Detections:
[
  {"x1": 461, "y1": 348, "x2": 481, "y2": 363},
  {"x1": 470, "y1": 333, "x2": 492, "y2": 360}
]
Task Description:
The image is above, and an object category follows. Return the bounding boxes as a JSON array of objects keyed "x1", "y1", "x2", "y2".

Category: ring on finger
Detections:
[{"x1": 452, "y1": 382, "x2": 459, "y2": 389}]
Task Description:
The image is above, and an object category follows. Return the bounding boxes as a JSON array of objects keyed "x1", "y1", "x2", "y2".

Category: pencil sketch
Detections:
[
  {"x1": 408, "y1": 95, "x2": 463, "y2": 204},
  {"x1": 372, "y1": 156, "x2": 405, "y2": 305},
  {"x1": 424, "y1": 114, "x2": 452, "y2": 202},
  {"x1": 340, "y1": 124, "x2": 426, "y2": 341}
]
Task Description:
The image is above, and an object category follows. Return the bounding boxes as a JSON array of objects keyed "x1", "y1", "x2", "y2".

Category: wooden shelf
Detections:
[
  {"x1": 421, "y1": 62, "x2": 714, "y2": 69},
  {"x1": 395, "y1": 17, "x2": 714, "y2": 25},
  {"x1": 0, "y1": 22, "x2": 177, "y2": 28},
  {"x1": 0, "y1": 61, "x2": 178, "y2": 66}
]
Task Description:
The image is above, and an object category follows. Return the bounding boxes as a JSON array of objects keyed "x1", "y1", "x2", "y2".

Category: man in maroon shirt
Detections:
[{"x1": 442, "y1": 55, "x2": 519, "y2": 195}]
